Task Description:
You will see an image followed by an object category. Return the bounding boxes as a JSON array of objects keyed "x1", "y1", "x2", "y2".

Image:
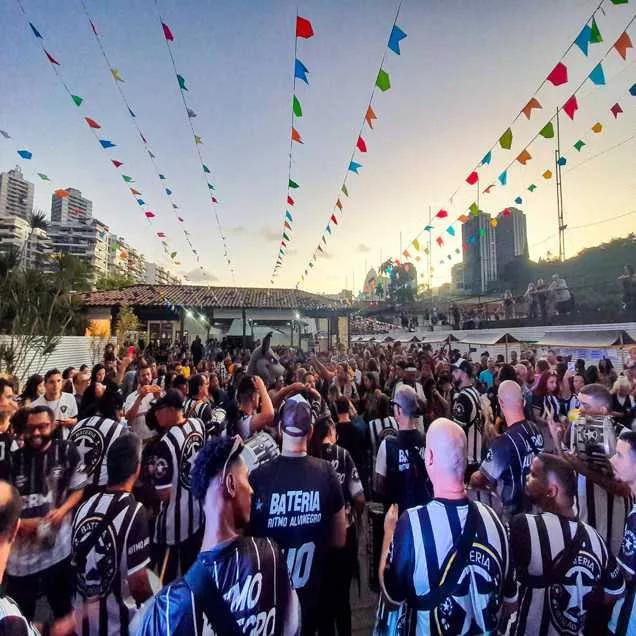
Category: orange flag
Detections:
[
  {"x1": 365, "y1": 106, "x2": 377, "y2": 129},
  {"x1": 336, "y1": 199, "x2": 343, "y2": 210},
  {"x1": 457, "y1": 214, "x2": 469, "y2": 223},
  {"x1": 521, "y1": 97, "x2": 542, "y2": 119},
  {"x1": 614, "y1": 31, "x2": 633, "y2": 60},
  {"x1": 54, "y1": 189, "x2": 69, "y2": 198},
  {"x1": 591, "y1": 122, "x2": 603, "y2": 133},
  {"x1": 516, "y1": 149, "x2": 532, "y2": 165},
  {"x1": 291, "y1": 127, "x2": 303, "y2": 143}
]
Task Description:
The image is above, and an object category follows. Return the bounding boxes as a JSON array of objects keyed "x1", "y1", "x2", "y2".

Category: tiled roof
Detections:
[{"x1": 79, "y1": 285, "x2": 351, "y2": 311}]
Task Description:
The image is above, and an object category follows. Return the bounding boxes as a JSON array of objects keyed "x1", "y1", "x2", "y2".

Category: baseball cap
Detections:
[
  {"x1": 280, "y1": 394, "x2": 313, "y2": 438},
  {"x1": 453, "y1": 358, "x2": 473, "y2": 376},
  {"x1": 392, "y1": 385, "x2": 421, "y2": 417},
  {"x1": 152, "y1": 389, "x2": 184, "y2": 411}
]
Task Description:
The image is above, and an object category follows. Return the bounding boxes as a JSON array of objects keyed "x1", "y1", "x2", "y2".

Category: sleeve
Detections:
[
  {"x1": 344, "y1": 451, "x2": 364, "y2": 500},
  {"x1": 66, "y1": 441, "x2": 88, "y2": 491},
  {"x1": 65, "y1": 395, "x2": 78, "y2": 419},
  {"x1": 126, "y1": 505, "x2": 151, "y2": 575},
  {"x1": 200, "y1": 403, "x2": 212, "y2": 423},
  {"x1": 479, "y1": 438, "x2": 508, "y2": 483},
  {"x1": 602, "y1": 549, "x2": 626, "y2": 597},
  {"x1": 501, "y1": 518, "x2": 518, "y2": 603},
  {"x1": 0, "y1": 616, "x2": 31, "y2": 636},
  {"x1": 248, "y1": 470, "x2": 267, "y2": 536},
  {"x1": 617, "y1": 512, "x2": 636, "y2": 576},
  {"x1": 383, "y1": 511, "x2": 415, "y2": 604},
  {"x1": 325, "y1": 463, "x2": 345, "y2": 515},
  {"x1": 153, "y1": 439, "x2": 174, "y2": 490},
  {"x1": 375, "y1": 439, "x2": 388, "y2": 477}
]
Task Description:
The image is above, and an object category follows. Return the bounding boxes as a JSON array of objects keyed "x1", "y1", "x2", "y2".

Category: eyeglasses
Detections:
[{"x1": 220, "y1": 435, "x2": 243, "y2": 485}]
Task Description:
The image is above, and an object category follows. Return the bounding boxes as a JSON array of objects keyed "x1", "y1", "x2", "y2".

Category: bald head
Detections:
[
  {"x1": 497, "y1": 379, "x2": 525, "y2": 425},
  {"x1": 425, "y1": 418, "x2": 467, "y2": 485},
  {"x1": 0, "y1": 480, "x2": 21, "y2": 542}
]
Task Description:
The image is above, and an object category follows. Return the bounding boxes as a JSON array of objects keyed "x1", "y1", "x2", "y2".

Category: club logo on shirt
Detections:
[
  {"x1": 434, "y1": 543, "x2": 503, "y2": 634},
  {"x1": 73, "y1": 515, "x2": 118, "y2": 599},
  {"x1": 623, "y1": 529, "x2": 636, "y2": 556},
  {"x1": 548, "y1": 550, "x2": 601, "y2": 635},
  {"x1": 179, "y1": 431, "x2": 204, "y2": 489},
  {"x1": 14, "y1": 473, "x2": 27, "y2": 489},
  {"x1": 69, "y1": 428, "x2": 103, "y2": 477},
  {"x1": 60, "y1": 405, "x2": 68, "y2": 415}
]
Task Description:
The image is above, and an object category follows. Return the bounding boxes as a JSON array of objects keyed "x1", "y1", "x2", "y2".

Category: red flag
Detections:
[
  {"x1": 502, "y1": 208, "x2": 511, "y2": 217},
  {"x1": 85, "y1": 117, "x2": 101, "y2": 129},
  {"x1": 145, "y1": 211, "x2": 155, "y2": 218},
  {"x1": 130, "y1": 188, "x2": 141, "y2": 195},
  {"x1": 436, "y1": 209, "x2": 448, "y2": 219},
  {"x1": 614, "y1": 31, "x2": 632, "y2": 60},
  {"x1": 162, "y1": 22, "x2": 174, "y2": 42},
  {"x1": 436, "y1": 236, "x2": 444, "y2": 247},
  {"x1": 365, "y1": 106, "x2": 377, "y2": 129},
  {"x1": 291, "y1": 127, "x2": 303, "y2": 144},
  {"x1": 546, "y1": 62, "x2": 568, "y2": 86},
  {"x1": 610, "y1": 103, "x2": 623, "y2": 118},
  {"x1": 465, "y1": 171, "x2": 478, "y2": 185},
  {"x1": 157, "y1": 232, "x2": 166, "y2": 238},
  {"x1": 296, "y1": 16, "x2": 314, "y2": 39},
  {"x1": 483, "y1": 184, "x2": 495, "y2": 194},
  {"x1": 356, "y1": 136, "x2": 367, "y2": 152},
  {"x1": 330, "y1": 214, "x2": 338, "y2": 225},
  {"x1": 111, "y1": 160, "x2": 123, "y2": 168},
  {"x1": 562, "y1": 95, "x2": 578, "y2": 120},
  {"x1": 211, "y1": 196, "x2": 218, "y2": 203},
  {"x1": 287, "y1": 195, "x2": 295, "y2": 205},
  {"x1": 44, "y1": 50, "x2": 60, "y2": 65}
]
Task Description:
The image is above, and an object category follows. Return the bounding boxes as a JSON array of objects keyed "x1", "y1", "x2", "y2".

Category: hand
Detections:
[
  {"x1": 290, "y1": 382, "x2": 306, "y2": 393},
  {"x1": 118, "y1": 355, "x2": 132, "y2": 370},
  {"x1": 253, "y1": 376, "x2": 266, "y2": 391},
  {"x1": 94, "y1": 382, "x2": 106, "y2": 398},
  {"x1": 149, "y1": 384, "x2": 162, "y2": 395},
  {"x1": 45, "y1": 507, "x2": 66, "y2": 528},
  {"x1": 17, "y1": 518, "x2": 41, "y2": 537},
  {"x1": 384, "y1": 503, "x2": 399, "y2": 534}
]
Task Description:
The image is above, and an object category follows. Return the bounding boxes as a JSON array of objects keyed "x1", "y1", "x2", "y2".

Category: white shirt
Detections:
[
  {"x1": 32, "y1": 392, "x2": 78, "y2": 440},
  {"x1": 123, "y1": 391, "x2": 156, "y2": 440}
]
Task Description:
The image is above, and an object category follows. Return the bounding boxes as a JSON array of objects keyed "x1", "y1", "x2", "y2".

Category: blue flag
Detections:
[
  {"x1": 515, "y1": 196, "x2": 523, "y2": 205},
  {"x1": 557, "y1": 156, "x2": 567, "y2": 166},
  {"x1": 286, "y1": 211, "x2": 293, "y2": 221},
  {"x1": 481, "y1": 151, "x2": 492, "y2": 165},
  {"x1": 387, "y1": 25, "x2": 407, "y2": 55},
  {"x1": 17, "y1": 150, "x2": 32, "y2": 160},
  {"x1": 349, "y1": 161, "x2": 362, "y2": 173},
  {"x1": 498, "y1": 170, "x2": 507, "y2": 186},
  {"x1": 630, "y1": 83, "x2": 636, "y2": 96},
  {"x1": 588, "y1": 63, "x2": 605, "y2": 85},
  {"x1": 295, "y1": 59, "x2": 309, "y2": 84},
  {"x1": 575, "y1": 25, "x2": 592, "y2": 56},
  {"x1": 99, "y1": 139, "x2": 116, "y2": 149},
  {"x1": 29, "y1": 23, "x2": 43, "y2": 39},
  {"x1": 165, "y1": 188, "x2": 172, "y2": 195},
  {"x1": 136, "y1": 199, "x2": 145, "y2": 205}
]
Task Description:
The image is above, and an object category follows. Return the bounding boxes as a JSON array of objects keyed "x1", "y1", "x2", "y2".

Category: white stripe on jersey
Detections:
[{"x1": 407, "y1": 507, "x2": 429, "y2": 597}]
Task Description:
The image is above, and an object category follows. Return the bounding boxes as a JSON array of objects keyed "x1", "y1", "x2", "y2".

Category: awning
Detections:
[
  {"x1": 535, "y1": 330, "x2": 635, "y2": 348},
  {"x1": 458, "y1": 332, "x2": 520, "y2": 346},
  {"x1": 420, "y1": 334, "x2": 459, "y2": 344}
]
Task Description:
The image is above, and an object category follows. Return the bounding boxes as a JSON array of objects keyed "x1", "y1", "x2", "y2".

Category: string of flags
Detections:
[
  {"x1": 297, "y1": 6, "x2": 408, "y2": 288},
  {"x1": 15, "y1": 0, "x2": 181, "y2": 272},
  {"x1": 155, "y1": 9, "x2": 236, "y2": 282},
  {"x1": 271, "y1": 15, "x2": 315, "y2": 282},
  {"x1": 78, "y1": 0, "x2": 205, "y2": 278},
  {"x1": 398, "y1": 7, "x2": 635, "y2": 269}
]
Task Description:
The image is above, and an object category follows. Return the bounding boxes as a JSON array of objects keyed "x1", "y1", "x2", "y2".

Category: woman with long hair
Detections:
[
  {"x1": 309, "y1": 415, "x2": 364, "y2": 636},
  {"x1": 532, "y1": 370, "x2": 562, "y2": 429},
  {"x1": 18, "y1": 374, "x2": 44, "y2": 406},
  {"x1": 78, "y1": 363, "x2": 107, "y2": 419},
  {"x1": 598, "y1": 358, "x2": 617, "y2": 389}
]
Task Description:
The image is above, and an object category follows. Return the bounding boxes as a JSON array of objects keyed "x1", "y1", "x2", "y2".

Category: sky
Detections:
[{"x1": 1, "y1": 0, "x2": 634, "y2": 294}]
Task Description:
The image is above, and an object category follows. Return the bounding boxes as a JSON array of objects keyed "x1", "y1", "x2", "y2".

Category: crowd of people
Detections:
[{"x1": 0, "y1": 336, "x2": 636, "y2": 634}]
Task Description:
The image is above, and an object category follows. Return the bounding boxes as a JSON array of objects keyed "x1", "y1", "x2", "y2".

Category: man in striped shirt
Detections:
[
  {"x1": 507, "y1": 453, "x2": 624, "y2": 635},
  {"x1": 470, "y1": 380, "x2": 543, "y2": 521},
  {"x1": 183, "y1": 373, "x2": 213, "y2": 425},
  {"x1": 380, "y1": 418, "x2": 516, "y2": 635},
  {"x1": 139, "y1": 435, "x2": 300, "y2": 635},
  {"x1": 142, "y1": 390, "x2": 206, "y2": 584},
  {"x1": 451, "y1": 359, "x2": 484, "y2": 471},
  {"x1": 72, "y1": 433, "x2": 153, "y2": 636}
]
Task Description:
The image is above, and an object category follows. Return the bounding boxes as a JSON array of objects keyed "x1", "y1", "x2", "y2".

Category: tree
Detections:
[
  {"x1": 114, "y1": 305, "x2": 141, "y2": 353},
  {"x1": 19, "y1": 210, "x2": 48, "y2": 266},
  {"x1": 95, "y1": 271, "x2": 136, "y2": 291}
]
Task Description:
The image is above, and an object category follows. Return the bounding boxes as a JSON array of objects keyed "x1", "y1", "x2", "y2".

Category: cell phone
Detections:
[{"x1": 567, "y1": 362, "x2": 575, "y2": 372}]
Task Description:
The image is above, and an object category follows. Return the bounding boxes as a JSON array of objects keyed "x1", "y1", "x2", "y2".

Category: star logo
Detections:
[
  {"x1": 623, "y1": 530, "x2": 636, "y2": 557},
  {"x1": 255, "y1": 498, "x2": 264, "y2": 512},
  {"x1": 69, "y1": 427, "x2": 104, "y2": 477},
  {"x1": 179, "y1": 431, "x2": 204, "y2": 489}
]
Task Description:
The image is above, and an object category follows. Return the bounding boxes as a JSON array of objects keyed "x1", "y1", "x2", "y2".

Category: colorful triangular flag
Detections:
[
  {"x1": 287, "y1": 195, "x2": 295, "y2": 206},
  {"x1": 44, "y1": 50, "x2": 60, "y2": 65},
  {"x1": 562, "y1": 95, "x2": 578, "y2": 120},
  {"x1": 614, "y1": 31, "x2": 633, "y2": 60},
  {"x1": 590, "y1": 17, "x2": 602, "y2": 44},
  {"x1": 292, "y1": 95, "x2": 302, "y2": 117},
  {"x1": 29, "y1": 23, "x2": 43, "y2": 39},
  {"x1": 110, "y1": 68, "x2": 124, "y2": 82},
  {"x1": 466, "y1": 171, "x2": 479, "y2": 185},
  {"x1": 376, "y1": 69, "x2": 391, "y2": 92},
  {"x1": 194, "y1": 135, "x2": 202, "y2": 144},
  {"x1": 543, "y1": 170, "x2": 552, "y2": 179},
  {"x1": 447, "y1": 226, "x2": 456, "y2": 237},
  {"x1": 37, "y1": 173, "x2": 49, "y2": 180},
  {"x1": 436, "y1": 209, "x2": 448, "y2": 218},
  {"x1": 202, "y1": 164, "x2": 210, "y2": 173},
  {"x1": 521, "y1": 97, "x2": 542, "y2": 119},
  {"x1": 291, "y1": 127, "x2": 303, "y2": 143},
  {"x1": 481, "y1": 151, "x2": 492, "y2": 165},
  {"x1": 516, "y1": 149, "x2": 532, "y2": 164},
  {"x1": 288, "y1": 179, "x2": 299, "y2": 189},
  {"x1": 365, "y1": 106, "x2": 377, "y2": 129},
  {"x1": 330, "y1": 214, "x2": 338, "y2": 225},
  {"x1": 588, "y1": 63, "x2": 605, "y2": 85},
  {"x1": 357, "y1": 136, "x2": 367, "y2": 152},
  {"x1": 557, "y1": 156, "x2": 567, "y2": 166},
  {"x1": 294, "y1": 59, "x2": 309, "y2": 83},
  {"x1": 610, "y1": 103, "x2": 623, "y2": 118},
  {"x1": 573, "y1": 139, "x2": 586, "y2": 151},
  {"x1": 387, "y1": 25, "x2": 407, "y2": 55},
  {"x1": 498, "y1": 171, "x2": 507, "y2": 186},
  {"x1": 349, "y1": 161, "x2": 362, "y2": 173},
  {"x1": 85, "y1": 117, "x2": 101, "y2": 129},
  {"x1": 130, "y1": 188, "x2": 141, "y2": 195},
  {"x1": 499, "y1": 128, "x2": 513, "y2": 150},
  {"x1": 122, "y1": 175, "x2": 134, "y2": 182},
  {"x1": 574, "y1": 25, "x2": 593, "y2": 56},
  {"x1": 528, "y1": 184, "x2": 537, "y2": 192},
  {"x1": 336, "y1": 199, "x2": 343, "y2": 210},
  {"x1": 547, "y1": 62, "x2": 568, "y2": 86},
  {"x1": 162, "y1": 22, "x2": 174, "y2": 41},
  {"x1": 296, "y1": 16, "x2": 314, "y2": 39},
  {"x1": 538, "y1": 122, "x2": 554, "y2": 139},
  {"x1": 99, "y1": 139, "x2": 116, "y2": 149},
  {"x1": 592, "y1": 121, "x2": 603, "y2": 133},
  {"x1": 177, "y1": 74, "x2": 188, "y2": 91},
  {"x1": 71, "y1": 94, "x2": 83, "y2": 106},
  {"x1": 17, "y1": 150, "x2": 32, "y2": 160},
  {"x1": 111, "y1": 160, "x2": 123, "y2": 167}
]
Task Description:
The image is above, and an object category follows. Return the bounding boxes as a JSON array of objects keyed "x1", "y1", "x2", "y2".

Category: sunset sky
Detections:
[{"x1": 1, "y1": 0, "x2": 634, "y2": 293}]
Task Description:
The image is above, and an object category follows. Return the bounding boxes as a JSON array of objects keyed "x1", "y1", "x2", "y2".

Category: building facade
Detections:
[
  {"x1": 50, "y1": 187, "x2": 93, "y2": 224},
  {"x1": 47, "y1": 218, "x2": 110, "y2": 276},
  {"x1": 461, "y1": 211, "x2": 497, "y2": 294},
  {"x1": 0, "y1": 213, "x2": 53, "y2": 270},
  {"x1": 145, "y1": 262, "x2": 180, "y2": 285},
  {"x1": 0, "y1": 166, "x2": 34, "y2": 220},
  {"x1": 495, "y1": 207, "x2": 528, "y2": 278}
]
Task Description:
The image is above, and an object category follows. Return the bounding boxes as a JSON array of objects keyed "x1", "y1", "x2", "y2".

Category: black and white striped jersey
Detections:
[
  {"x1": 0, "y1": 591, "x2": 39, "y2": 635},
  {"x1": 143, "y1": 418, "x2": 205, "y2": 545},
  {"x1": 610, "y1": 502, "x2": 636, "y2": 635},
  {"x1": 508, "y1": 511, "x2": 624, "y2": 635},
  {"x1": 452, "y1": 385, "x2": 483, "y2": 464},
  {"x1": 183, "y1": 398, "x2": 212, "y2": 424},
  {"x1": 138, "y1": 536, "x2": 300, "y2": 636},
  {"x1": 383, "y1": 498, "x2": 516, "y2": 635},
  {"x1": 69, "y1": 417, "x2": 127, "y2": 487},
  {"x1": 72, "y1": 491, "x2": 150, "y2": 636},
  {"x1": 479, "y1": 419, "x2": 543, "y2": 516}
]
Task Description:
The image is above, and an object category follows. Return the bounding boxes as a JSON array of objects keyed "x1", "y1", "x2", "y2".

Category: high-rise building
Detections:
[
  {"x1": 0, "y1": 213, "x2": 53, "y2": 270},
  {"x1": 495, "y1": 207, "x2": 528, "y2": 277},
  {"x1": 51, "y1": 187, "x2": 93, "y2": 224},
  {"x1": 0, "y1": 166, "x2": 34, "y2": 220},
  {"x1": 145, "y1": 262, "x2": 180, "y2": 285},
  {"x1": 127, "y1": 246, "x2": 147, "y2": 282},
  {"x1": 47, "y1": 217, "x2": 110, "y2": 276},
  {"x1": 450, "y1": 262, "x2": 467, "y2": 292},
  {"x1": 461, "y1": 211, "x2": 497, "y2": 294}
]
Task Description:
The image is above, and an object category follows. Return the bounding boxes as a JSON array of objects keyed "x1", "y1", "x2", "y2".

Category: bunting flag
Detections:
[
  {"x1": 590, "y1": 17, "x2": 602, "y2": 44},
  {"x1": 130, "y1": 187, "x2": 141, "y2": 195},
  {"x1": 44, "y1": 50, "x2": 60, "y2": 65},
  {"x1": 202, "y1": 164, "x2": 210, "y2": 173},
  {"x1": 538, "y1": 122, "x2": 554, "y2": 138},
  {"x1": 99, "y1": 139, "x2": 116, "y2": 148},
  {"x1": 17, "y1": 150, "x2": 32, "y2": 160},
  {"x1": 387, "y1": 25, "x2": 407, "y2": 55},
  {"x1": 516, "y1": 149, "x2": 532, "y2": 164},
  {"x1": 136, "y1": 199, "x2": 145, "y2": 205},
  {"x1": 481, "y1": 151, "x2": 492, "y2": 165},
  {"x1": 521, "y1": 97, "x2": 542, "y2": 119},
  {"x1": 157, "y1": 232, "x2": 166, "y2": 238},
  {"x1": 177, "y1": 74, "x2": 188, "y2": 91},
  {"x1": 436, "y1": 209, "x2": 448, "y2": 219},
  {"x1": 187, "y1": 108, "x2": 196, "y2": 118},
  {"x1": 330, "y1": 214, "x2": 338, "y2": 225},
  {"x1": 376, "y1": 69, "x2": 391, "y2": 91},
  {"x1": 292, "y1": 95, "x2": 303, "y2": 117},
  {"x1": 71, "y1": 94, "x2": 83, "y2": 106},
  {"x1": 573, "y1": 139, "x2": 586, "y2": 151},
  {"x1": 295, "y1": 59, "x2": 309, "y2": 83},
  {"x1": 498, "y1": 127, "x2": 513, "y2": 150},
  {"x1": 54, "y1": 189, "x2": 69, "y2": 198},
  {"x1": 575, "y1": 25, "x2": 593, "y2": 56},
  {"x1": 29, "y1": 22, "x2": 43, "y2": 38},
  {"x1": 402, "y1": 249, "x2": 410, "y2": 258},
  {"x1": 365, "y1": 106, "x2": 377, "y2": 128},
  {"x1": 498, "y1": 171, "x2": 507, "y2": 186},
  {"x1": 341, "y1": 184, "x2": 349, "y2": 197},
  {"x1": 614, "y1": 32, "x2": 633, "y2": 60},
  {"x1": 37, "y1": 173, "x2": 49, "y2": 180},
  {"x1": 357, "y1": 136, "x2": 367, "y2": 152},
  {"x1": 0, "y1": 130, "x2": 11, "y2": 139},
  {"x1": 610, "y1": 102, "x2": 623, "y2": 118},
  {"x1": 336, "y1": 199, "x2": 343, "y2": 210},
  {"x1": 296, "y1": 16, "x2": 314, "y2": 39},
  {"x1": 465, "y1": 171, "x2": 479, "y2": 185},
  {"x1": 547, "y1": 62, "x2": 568, "y2": 86},
  {"x1": 287, "y1": 195, "x2": 295, "y2": 206},
  {"x1": 588, "y1": 63, "x2": 605, "y2": 85},
  {"x1": 288, "y1": 179, "x2": 299, "y2": 189},
  {"x1": 111, "y1": 159, "x2": 123, "y2": 167},
  {"x1": 291, "y1": 127, "x2": 303, "y2": 143},
  {"x1": 162, "y1": 22, "x2": 174, "y2": 41},
  {"x1": 630, "y1": 83, "x2": 636, "y2": 96},
  {"x1": 528, "y1": 184, "x2": 537, "y2": 192},
  {"x1": 557, "y1": 156, "x2": 567, "y2": 166},
  {"x1": 412, "y1": 238, "x2": 420, "y2": 251},
  {"x1": 502, "y1": 208, "x2": 511, "y2": 218},
  {"x1": 447, "y1": 226, "x2": 456, "y2": 237},
  {"x1": 110, "y1": 68, "x2": 124, "y2": 82},
  {"x1": 592, "y1": 121, "x2": 603, "y2": 133},
  {"x1": 562, "y1": 95, "x2": 578, "y2": 120},
  {"x1": 194, "y1": 135, "x2": 202, "y2": 144},
  {"x1": 514, "y1": 197, "x2": 523, "y2": 205},
  {"x1": 349, "y1": 161, "x2": 362, "y2": 173},
  {"x1": 458, "y1": 214, "x2": 469, "y2": 223},
  {"x1": 85, "y1": 117, "x2": 101, "y2": 129},
  {"x1": 436, "y1": 237, "x2": 444, "y2": 247},
  {"x1": 543, "y1": 170, "x2": 552, "y2": 179},
  {"x1": 483, "y1": 184, "x2": 495, "y2": 194}
]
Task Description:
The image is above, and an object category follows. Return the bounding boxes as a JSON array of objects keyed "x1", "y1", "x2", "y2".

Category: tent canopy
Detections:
[
  {"x1": 535, "y1": 330, "x2": 635, "y2": 348},
  {"x1": 458, "y1": 332, "x2": 520, "y2": 346},
  {"x1": 419, "y1": 334, "x2": 459, "y2": 344}
]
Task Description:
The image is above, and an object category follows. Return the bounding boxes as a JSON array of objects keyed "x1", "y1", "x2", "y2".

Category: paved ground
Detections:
[{"x1": 352, "y1": 513, "x2": 380, "y2": 636}]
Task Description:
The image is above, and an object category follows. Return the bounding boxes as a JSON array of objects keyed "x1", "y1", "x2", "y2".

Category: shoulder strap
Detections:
[
  {"x1": 184, "y1": 558, "x2": 243, "y2": 636},
  {"x1": 410, "y1": 501, "x2": 479, "y2": 611}
]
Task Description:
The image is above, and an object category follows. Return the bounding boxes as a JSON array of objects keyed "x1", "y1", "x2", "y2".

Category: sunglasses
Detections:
[{"x1": 220, "y1": 435, "x2": 243, "y2": 485}]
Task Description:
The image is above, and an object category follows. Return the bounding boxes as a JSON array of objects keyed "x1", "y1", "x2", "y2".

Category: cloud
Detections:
[
  {"x1": 356, "y1": 243, "x2": 371, "y2": 253},
  {"x1": 184, "y1": 268, "x2": 219, "y2": 284}
]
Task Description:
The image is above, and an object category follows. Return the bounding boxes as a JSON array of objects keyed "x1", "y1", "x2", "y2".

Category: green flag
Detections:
[
  {"x1": 499, "y1": 127, "x2": 513, "y2": 150},
  {"x1": 292, "y1": 95, "x2": 302, "y2": 117},
  {"x1": 341, "y1": 184, "x2": 349, "y2": 197},
  {"x1": 37, "y1": 173, "x2": 50, "y2": 180},
  {"x1": 71, "y1": 94, "x2": 83, "y2": 106},
  {"x1": 288, "y1": 179, "x2": 299, "y2": 189},
  {"x1": 177, "y1": 74, "x2": 188, "y2": 90},
  {"x1": 528, "y1": 184, "x2": 537, "y2": 192},
  {"x1": 469, "y1": 202, "x2": 479, "y2": 216},
  {"x1": 590, "y1": 18, "x2": 602, "y2": 43},
  {"x1": 122, "y1": 175, "x2": 133, "y2": 182},
  {"x1": 376, "y1": 69, "x2": 391, "y2": 91},
  {"x1": 479, "y1": 227, "x2": 486, "y2": 237},
  {"x1": 573, "y1": 139, "x2": 586, "y2": 152},
  {"x1": 538, "y1": 122, "x2": 554, "y2": 139},
  {"x1": 283, "y1": 232, "x2": 290, "y2": 241},
  {"x1": 202, "y1": 164, "x2": 210, "y2": 173}
]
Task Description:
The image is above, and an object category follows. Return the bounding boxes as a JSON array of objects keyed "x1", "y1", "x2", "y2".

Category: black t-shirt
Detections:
[
  {"x1": 0, "y1": 431, "x2": 15, "y2": 482},
  {"x1": 336, "y1": 419, "x2": 368, "y2": 493},
  {"x1": 249, "y1": 455, "x2": 344, "y2": 615}
]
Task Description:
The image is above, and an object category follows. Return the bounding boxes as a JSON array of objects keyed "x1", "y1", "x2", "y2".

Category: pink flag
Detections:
[{"x1": 562, "y1": 95, "x2": 578, "y2": 120}]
